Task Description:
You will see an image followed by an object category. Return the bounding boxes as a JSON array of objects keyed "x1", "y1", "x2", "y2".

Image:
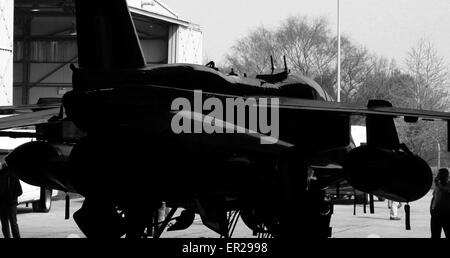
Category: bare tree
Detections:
[
  {"x1": 226, "y1": 27, "x2": 280, "y2": 75},
  {"x1": 396, "y1": 120, "x2": 447, "y2": 166},
  {"x1": 352, "y1": 56, "x2": 413, "y2": 106},
  {"x1": 339, "y1": 38, "x2": 372, "y2": 102},
  {"x1": 275, "y1": 16, "x2": 332, "y2": 77},
  {"x1": 226, "y1": 18, "x2": 450, "y2": 166},
  {"x1": 226, "y1": 15, "x2": 371, "y2": 102},
  {"x1": 396, "y1": 39, "x2": 450, "y2": 163},
  {"x1": 404, "y1": 38, "x2": 449, "y2": 111}
]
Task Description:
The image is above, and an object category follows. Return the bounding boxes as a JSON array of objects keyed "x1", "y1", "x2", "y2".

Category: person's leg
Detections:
[
  {"x1": 431, "y1": 212, "x2": 442, "y2": 239},
  {"x1": 7, "y1": 205, "x2": 20, "y2": 238},
  {"x1": 442, "y1": 217, "x2": 450, "y2": 239},
  {"x1": 389, "y1": 201, "x2": 394, "y2": 217},
  {"x1": 0, "y1": 208, "x2": 11, "y2": 238},
  {"x1": 391, "y1": 202, "x2": 399, "y2": 218}
]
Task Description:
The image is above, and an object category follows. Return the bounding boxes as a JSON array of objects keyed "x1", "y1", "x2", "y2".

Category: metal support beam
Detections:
[
  {"x1": 15, "y1": 35, "x2": 76, "y2": 41},
  {"x1": 14, "y1": 11, "x2": 74, "y2": 18},
  {"x1": 136, "y1": 30, "x2": 167, "y2": 40},
  {"x1": 28, "y1": 55, "x2": 77, "y2": 88},
  {"x1": 14, "y1": 82, "x2": 72, "y2": 88},
  {"x1": 21, "y1": 14, "x2": 31, "y2": 105},
  {"x1": 153, "y1": 207, "x2": 177, "y2": 239}
]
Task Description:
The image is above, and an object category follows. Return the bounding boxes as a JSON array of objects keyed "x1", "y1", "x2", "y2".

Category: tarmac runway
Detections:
[
  {"x1": 11, "y1": 192, "x2": 435, "y2": 238},
  {"x1": 331, "y1": 191, "x2": 434, "y2": 238}
]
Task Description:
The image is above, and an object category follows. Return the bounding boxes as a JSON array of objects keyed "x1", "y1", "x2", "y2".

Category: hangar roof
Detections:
[{"x1": 14, "y1": 0, "x2": 199, "y2": 28}]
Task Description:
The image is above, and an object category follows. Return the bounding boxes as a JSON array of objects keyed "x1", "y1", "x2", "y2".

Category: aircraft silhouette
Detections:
[{"x1": 1, "y1": 0, "x2": 450, "y2": 238}]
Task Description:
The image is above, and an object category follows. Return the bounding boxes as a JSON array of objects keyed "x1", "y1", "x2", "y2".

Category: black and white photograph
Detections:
[{"x1": 1, "y1": 0, "x2": 450, "y2": 251}]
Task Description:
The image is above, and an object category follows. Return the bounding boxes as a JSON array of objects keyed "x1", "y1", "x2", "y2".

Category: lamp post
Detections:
[
  {"x1": 337, "y1": 0, "x2": 341, "y2": 103},
  {"x1": 438, "y1": 142, "x2": 441, "y2": 169},
  {"x1": 436, "y1": 140, "x2": 441, "y2": 169},
  {"x1": 431, "y1": 136, "x2": 441, "y2": 169}
]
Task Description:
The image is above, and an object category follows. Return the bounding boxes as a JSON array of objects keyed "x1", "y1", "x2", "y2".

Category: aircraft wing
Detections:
[
  {"x1": 0, "y1": 104, "x2": 61, "y2": 114},
  {"x1": 0, "y1": 108, "x2": 61, "y2": 131},
  {"x1": 140, "y1": 83, "x2": 450, "y2": 122},
  {"x1": 270, "y1": 97, "x2": 450, "y2": 122}
]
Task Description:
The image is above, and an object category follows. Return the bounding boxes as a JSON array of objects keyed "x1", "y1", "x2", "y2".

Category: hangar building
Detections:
[{"x1": 0, "y1": 0, "x2": 202, "y2": 106}]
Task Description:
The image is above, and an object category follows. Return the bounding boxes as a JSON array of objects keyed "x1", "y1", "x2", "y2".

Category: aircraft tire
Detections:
[{"x1": 32, "y1": 188, "x2": 52, "y2": 213}]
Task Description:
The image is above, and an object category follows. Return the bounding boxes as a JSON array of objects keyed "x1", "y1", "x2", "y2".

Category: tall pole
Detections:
[
  {"x1": 337, "y1": 0, "x2": 341, "y2": 103},
  {"x1": 438, "y1": 141, "x2": 441, "y2": 169},
  {"x1": 431, "y1": 136, "x2": 441, "y2": 169}
]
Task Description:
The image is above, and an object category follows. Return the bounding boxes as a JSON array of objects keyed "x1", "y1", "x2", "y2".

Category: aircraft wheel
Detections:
[{"x1": 32, "y1": 188, "x2": 52, "y2": 213}]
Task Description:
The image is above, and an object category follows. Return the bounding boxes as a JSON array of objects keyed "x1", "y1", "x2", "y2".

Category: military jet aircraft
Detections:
[{"x1": 1, "y1": 0, "x2": 450, "y2": 239}]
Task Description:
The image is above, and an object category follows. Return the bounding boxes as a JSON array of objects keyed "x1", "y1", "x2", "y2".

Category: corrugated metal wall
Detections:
[
  {"x1": 168, "y1": 24, "x2": 203, "y2": 65},
  {"x1": 0, "y1": 0, "x2": 13, "y2": 106},
  {"x1": 175, "y1": 25, "x2": 203, "y2": 65},
  {"x1": 13, "y1": 14, "x2": 77, "y2": 105}
]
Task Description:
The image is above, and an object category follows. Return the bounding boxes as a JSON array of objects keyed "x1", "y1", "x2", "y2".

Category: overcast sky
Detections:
[{"x1": 162, "y1": 0, "x2": 450, "y2": 68}]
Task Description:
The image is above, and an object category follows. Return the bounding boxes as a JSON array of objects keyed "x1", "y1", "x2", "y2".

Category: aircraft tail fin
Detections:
[{"x1": 75, "y1": 0, "x2": 146, "y2": 70}]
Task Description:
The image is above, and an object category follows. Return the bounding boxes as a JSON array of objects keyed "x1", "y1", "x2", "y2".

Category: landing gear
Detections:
[
  {"x1": 32, "y1": 188, "x2": 52, "y2": 213},
  {"x1": 222, "y1": 210, "x2": 241, "y2": 238},
  {"x1": 241, "y1": 208, "x2": 277, "y2": 238},
  {"x1": 277, "y1": 152, "x2": 333, "y2": 239},
  {"x1": 240, "y1": 166, "x2": 333, "y2": 239}
]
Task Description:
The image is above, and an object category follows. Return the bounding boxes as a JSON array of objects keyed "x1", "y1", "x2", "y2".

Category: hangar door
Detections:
[
  {"x1": 12, "y1": 1, "x2": 202, "y2": 106},
  {"x1": 13, "y1": 1, "x2": 174, "y2": 106},
  {"x1": 0, "y1": 0, "x2": 13, "y2": 106}
]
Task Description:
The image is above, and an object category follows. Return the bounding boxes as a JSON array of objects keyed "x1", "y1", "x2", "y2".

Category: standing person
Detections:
[
  {"x1": 388, "y1": 200, "x2": 402, "y2": 220},
  {"x1": 430, "y1": 168, "x2": 450, "y2": 238},
  {"x1": 0, "y1": 163, "x2": 22, "y2": 238}
]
